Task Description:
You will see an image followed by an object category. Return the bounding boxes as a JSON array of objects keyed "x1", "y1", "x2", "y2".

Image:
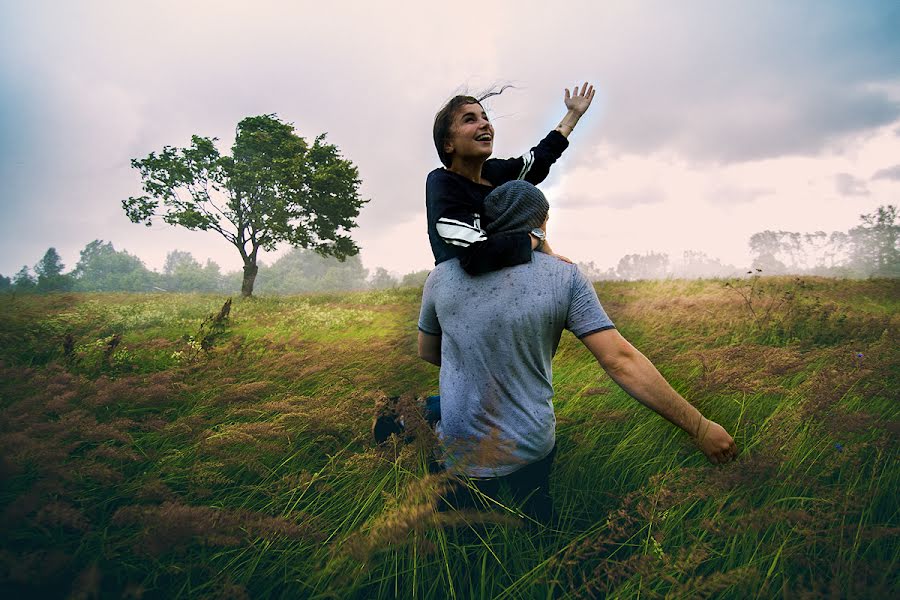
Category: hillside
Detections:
[{"x1": 0, "y1": 277, "x2": 897, "y2": 598}]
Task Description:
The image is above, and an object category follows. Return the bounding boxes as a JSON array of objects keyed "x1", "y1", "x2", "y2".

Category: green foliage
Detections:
[
  {"x1": 723, "y1": 274, "x2": 896, "y2": 347},
  {"x1": 369, "y1": 267, "x2": 398, "y2": 289},
  {"x1": 34, "y1": 247, "x2": 73, "y2": 292},
  {"x1": 255, "y1": 247, "x2": 368, "y2": 294},
  {"x1": 400, "y1": 269, "x2": 431, "y2": 288},
  {"x1": 70, "y1": 334, "x2": 139, "y2": 377},
  {"x1": 72, "y1": 240, "x2": 158, "y2": 292},
  {"x1": 616, "y1": 251, "x2": 670, "y2": 280},
  {"x1": 123, "y1": 114, "x2": 367, "y2": 296},
  {"x1": 180, "y1": 298, "x2": 231, "y2": 361},
  {"x1": 848, "y1": 204, "x2": 899, "y2": 277},
  {"x1": 749, "y1": 205, "x2": 899, "y2": 277},
  {"x1": 12, "y1": 265, "x2": 36, "y2": 291},
  {"x1": 162, "y1": 250, "x2": 223, "y2": 293}
]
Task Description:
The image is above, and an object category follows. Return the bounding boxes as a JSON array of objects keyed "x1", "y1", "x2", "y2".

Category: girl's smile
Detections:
[{"x1": 445, "y1": 103, "x2": 495, "y2": 163}]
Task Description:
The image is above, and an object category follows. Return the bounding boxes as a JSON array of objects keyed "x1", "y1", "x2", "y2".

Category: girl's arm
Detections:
[
  {"x1": 484, "y1": 82, "x2": 595, "y2": 187},
  {"x1": 459, "y1": 231, "x2": 534, "y2": 275},
  {"x1": 427, "y1": 170, "x2": 534, "y2": 274}
]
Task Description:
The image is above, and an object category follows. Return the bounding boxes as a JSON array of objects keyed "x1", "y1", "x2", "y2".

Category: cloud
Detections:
[
  {"x1": 872, "y1": 164, "x2": 900, "y2": 180},
  {"x1": 563, "y1": 188, "x2": 665, "y2": 210},
  {"x1": 543, "y1": 122, "x2": 900, "y2": 271},
  {"x1": 835, "y1": 173, "x2": 870, "y2": 196},
  {"x1": 706, "y1": 186, "x2": 774, "y2": 205},
  {"x1": 491, "y1": 1, "x2": 900, "y2": 163},
  {"x1": 1, "y1": 0, "x2": 900, "y2": 275}
]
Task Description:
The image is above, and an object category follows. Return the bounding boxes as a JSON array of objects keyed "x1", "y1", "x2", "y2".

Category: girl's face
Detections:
[{"x1": 444, "y1": 102, "x2": 494, "y2": 165}]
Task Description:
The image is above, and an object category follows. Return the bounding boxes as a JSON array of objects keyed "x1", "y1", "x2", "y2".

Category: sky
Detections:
[{"x1": 1, "y1": 0, "x2": 899, "y2": 278}]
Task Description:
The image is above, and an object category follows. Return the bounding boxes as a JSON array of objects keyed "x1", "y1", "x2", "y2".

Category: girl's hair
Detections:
[{"x1": 432, "y1": 85, "x2": 514, "y2": 167}]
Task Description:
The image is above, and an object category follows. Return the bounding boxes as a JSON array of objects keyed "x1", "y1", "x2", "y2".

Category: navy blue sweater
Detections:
[{"x1": 425, "y1": 130, "x2": 569, "y2": 275}]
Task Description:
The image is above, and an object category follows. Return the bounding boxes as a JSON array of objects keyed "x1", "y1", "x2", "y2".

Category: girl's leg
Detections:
[{"x1": 424, "y1": 395, "x2": 441, "y2": 427}]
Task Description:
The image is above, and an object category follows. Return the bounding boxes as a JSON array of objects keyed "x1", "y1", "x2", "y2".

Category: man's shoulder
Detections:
[
  {"x1": 530, "y1": 254, "x2": 588, "y2": 294},
  {"x1": 425, "y1": 259, "x2": 462, "y2": 283},
  {"x1": 532, "y1": 252, "x2": 578, "y2": 275}
]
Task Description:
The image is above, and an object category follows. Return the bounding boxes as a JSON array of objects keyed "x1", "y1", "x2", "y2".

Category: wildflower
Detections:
[
  {"x1": 835, "y1": 443, "x2": 844, "y2": 453},
  {"x1": 855, "y1": 352, "x2": 863, "y2": 359}
]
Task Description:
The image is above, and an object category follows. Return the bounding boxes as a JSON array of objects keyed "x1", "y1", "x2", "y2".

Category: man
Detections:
[{"x1": 416, "y1": 180, "x2": 737, "y2": 522}]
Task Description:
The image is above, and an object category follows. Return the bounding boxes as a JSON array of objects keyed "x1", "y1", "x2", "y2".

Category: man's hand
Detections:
[
  {"x1": 533, "y1": 239, "x2": 573, "y2": 263},
  {"x1": 692, "y1": 417, "x2": 738, "y2": 465},
  {"x1": 550, "y1": 252, "x2": 573, "y2": 264},
  {"x1": 564, "y1": 82, "x2": 595, "y2": 117},
  {"x1": 582, "y1": 329, "x2": 738, "y2": 467}
]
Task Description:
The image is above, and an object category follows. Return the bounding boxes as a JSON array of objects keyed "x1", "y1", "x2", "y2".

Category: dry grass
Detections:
[{"x1": 0, "y1": 281, "x2": 896, "y2": 598}]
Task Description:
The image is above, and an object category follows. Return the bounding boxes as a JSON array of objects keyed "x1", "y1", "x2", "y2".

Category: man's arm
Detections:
[
  {"x1": 580, "y1": 328, "x2": 737, "y2": 464},
  {"x1": 417, "y1": 331, "x2": 441, "y2": 366}
]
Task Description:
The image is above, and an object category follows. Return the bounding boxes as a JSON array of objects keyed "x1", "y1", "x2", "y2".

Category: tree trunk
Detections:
[{"x1": 241, "y1": 262, "x2": 259, "y2": 297}]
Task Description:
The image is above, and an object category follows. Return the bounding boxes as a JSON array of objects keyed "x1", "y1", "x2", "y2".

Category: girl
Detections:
[{"x1": 426, "y1": 82, "x2": 595, "y2": 274}]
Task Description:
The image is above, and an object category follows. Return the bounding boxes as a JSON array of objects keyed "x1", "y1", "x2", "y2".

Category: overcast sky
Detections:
[{"x1": 2, "y1": 0, "x2": 899, "y2": 278}]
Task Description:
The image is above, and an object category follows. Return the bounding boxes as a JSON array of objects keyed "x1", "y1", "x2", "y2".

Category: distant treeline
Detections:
[
  {"x1": 582, "y1": 204, "x2": 898, "y2": 281},
  {"x1": 2, "y1": 205, "x2": 896, "y2": 293},
  {"x1": 0, "y1": 242, "x2": 432, "y2": 295}
]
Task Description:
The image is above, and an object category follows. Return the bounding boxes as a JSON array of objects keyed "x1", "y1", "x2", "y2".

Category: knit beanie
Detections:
[{"x1": 483, "y1": 180, "x2": 549, "y2": 234}]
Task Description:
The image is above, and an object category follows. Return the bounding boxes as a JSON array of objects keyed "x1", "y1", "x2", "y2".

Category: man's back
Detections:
[{"x1": 418, "y1": 253, "x2": 614, "y2": 477}]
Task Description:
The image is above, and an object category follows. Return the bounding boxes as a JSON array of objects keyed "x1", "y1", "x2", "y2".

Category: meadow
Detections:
[{"x1": 0, "y1": 276, "x2": 897, "y2": 599}]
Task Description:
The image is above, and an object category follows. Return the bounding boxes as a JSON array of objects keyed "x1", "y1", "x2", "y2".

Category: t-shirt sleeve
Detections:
[
  {"x1": 417, "y1": 272, "x2": 442, "y2": 336},
  {"x1": 565, "y1": 267, "x2": 615, "y2": 338}
]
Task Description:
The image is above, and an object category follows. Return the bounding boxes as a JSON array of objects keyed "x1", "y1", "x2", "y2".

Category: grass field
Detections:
[{"x1": 0, "y1": 277, "x2": 897, "y2": 599}]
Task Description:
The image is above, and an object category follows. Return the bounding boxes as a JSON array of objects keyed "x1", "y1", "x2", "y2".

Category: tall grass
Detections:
[{"x1": 0, "y1": 277, "x2": 897, "y2": 598}]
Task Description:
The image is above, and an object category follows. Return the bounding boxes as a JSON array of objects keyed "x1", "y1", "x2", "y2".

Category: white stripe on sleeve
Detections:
[
  {"x1": 437, "y1": 218, "x2": 488, "y2": 247},
  {"x1": 517, "y1": 150, "x2": 535, "y2": 180}
]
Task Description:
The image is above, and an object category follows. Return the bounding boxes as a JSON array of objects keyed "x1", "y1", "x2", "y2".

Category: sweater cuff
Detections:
[{"x1": 544, "y1": 129, "x2": 570, "y2": 153}]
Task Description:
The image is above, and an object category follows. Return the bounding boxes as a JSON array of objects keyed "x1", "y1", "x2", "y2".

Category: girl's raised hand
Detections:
[{"x1": 564, "y1": 82, "x2": 595, "y2": 116}]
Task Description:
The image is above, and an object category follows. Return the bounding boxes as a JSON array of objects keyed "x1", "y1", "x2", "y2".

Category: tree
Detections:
[
  {"x1": 848, "y1": 205, "x2": 899, "y2": 277},
  {"x1": 255, "y1": 247, "x2": 368, "y2": 294},
  {"x1": 822, "y1": 232, "x2": 851, "y2": 272},
  {"x1": 34, "y1": 247, "x2": 73, "y2": 292},
  {"x1": 0, "y1": 274, "x2": 10, "y2": 292},
  {"x1": 162, "y1": 250, "x2": 222, "y2": 292},
  {"x1": 616, "y1": 252, "x2": 670, "y2": 280},
  {"x1": 123, "y1": 114, "x2": 366, "y2": 297},
  {"x1": 369, "y1": 267, "x2": 398, "y2": 289},
  {"x1": 72, "y1": 240, "x2": 157, "y2": 292},
  {"x1": 576, "y1": 260, "x2": 616, "y2": 281},
  {"x1": 400, "y1": 269, "x2": 431, "y2": 288},
  {"x1": 749, "y1": 230, "x2": 788, "y2": 274},
  {"x1": 674, "y1": 250, "x2": 738, "y2": 279},
  {"x1": 12, "y1": 266, "x2": 36, "y2": 292}
]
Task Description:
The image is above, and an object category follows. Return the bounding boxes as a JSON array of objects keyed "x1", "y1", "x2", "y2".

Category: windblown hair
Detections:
[{"x1": 432, "y1": 85, "x2": 515, "y2": 168}]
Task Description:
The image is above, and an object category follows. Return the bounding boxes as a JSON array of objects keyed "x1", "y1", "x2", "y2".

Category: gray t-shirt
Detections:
[{"x1": 418, "y1": 253, "x2": 615, "y2": 477}]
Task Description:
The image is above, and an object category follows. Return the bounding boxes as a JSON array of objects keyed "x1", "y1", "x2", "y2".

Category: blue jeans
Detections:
[
  {"x1": 424, "y1": 395, "x2": 441, "y2": 427},
  {"x1": 433, "y1": 444, "x2": 557, "y2": 523}
]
